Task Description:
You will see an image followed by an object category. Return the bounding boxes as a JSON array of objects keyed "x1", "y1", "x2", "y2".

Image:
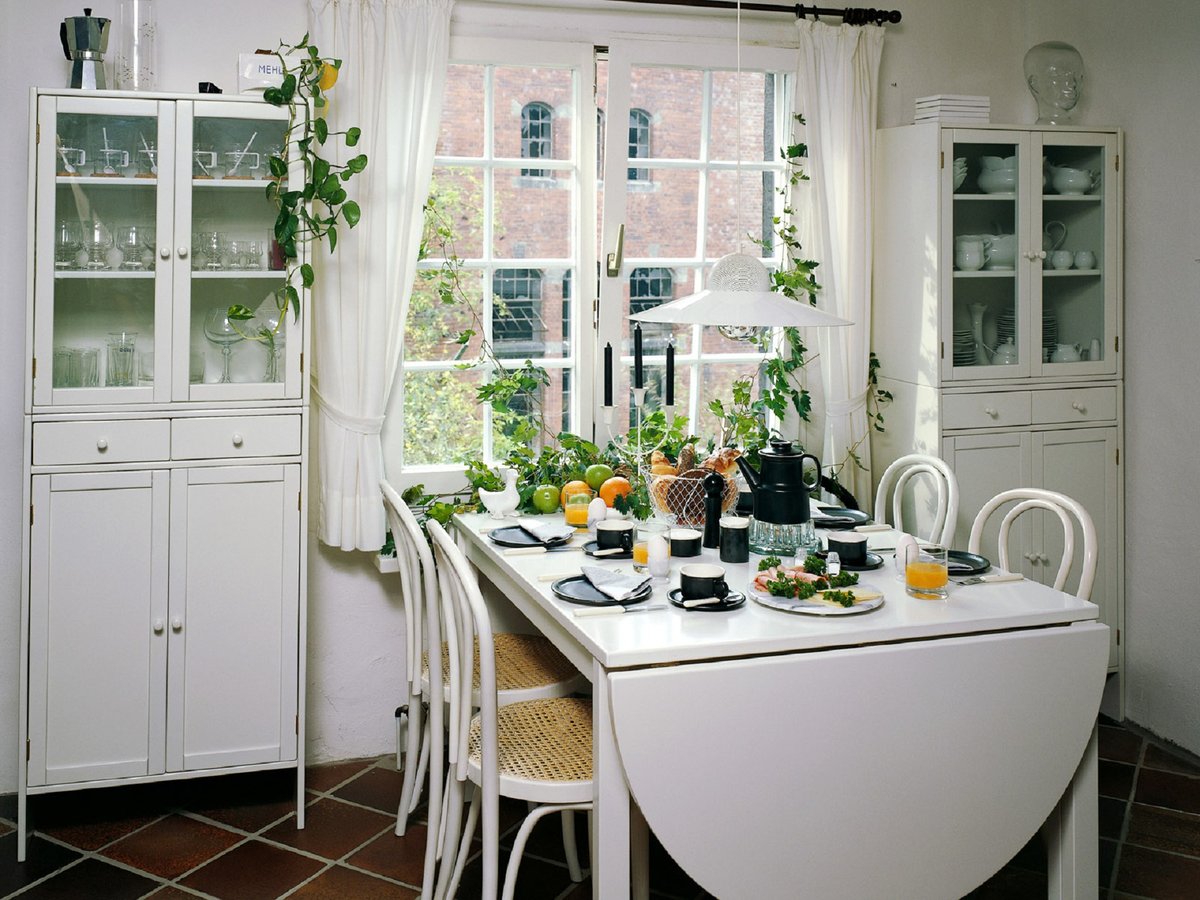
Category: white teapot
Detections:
[
  {"x1": 1048, "y1": 165, "x2": 1099, "y2": 195},
  {"x1": 993, "y1": 338, "x2": 1018, "y2": 365},
  {"x1": 1050, "y1": 343, "x2": 1082, "y2": 363}
]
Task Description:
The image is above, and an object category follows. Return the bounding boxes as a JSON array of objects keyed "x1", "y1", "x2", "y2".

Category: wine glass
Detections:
[
  {"x1": 254, "y1": 306, "x2": 286, "y2": 383},
  {"x1": 140, "y1": 226, "x2": 157, "y2": 270},
  {"x1": 203, "y1": 308, "x2": 244, "y2": 383},
  {"x1": 55, "y1": 221, "x2": 82, "y2": 269},
  {"x1": 116, "y1": 225, "x2": 145, "y2": 270},
  {"x1": 84, "y1": 220, "x2": 113, "y2": 270}
]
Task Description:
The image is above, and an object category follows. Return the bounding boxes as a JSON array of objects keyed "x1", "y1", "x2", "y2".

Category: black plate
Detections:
[
  {"x1": 582, "y1": 540, "x2": 633, "y2": 560},
  {"x1": 813, "y1": 549, "x2": 884, "y2": 572},
  {"x1": 667, "y1": 589, "x2": 746, "y2": 612},
  {"x1": 948, "y1": 550, "x2": 990, "y2": 577},
  {"x1": 550, "y1": 575, "x2": 653, "y2": 606},
  {"x1": 488, "y1": 525, "x2": 573, "y2": 549},
  {"x1": 811, "y1": 508, "x2": 872, "y2": 530}
]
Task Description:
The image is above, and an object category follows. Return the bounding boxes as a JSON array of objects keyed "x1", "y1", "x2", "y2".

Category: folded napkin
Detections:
[
  {"x1": 581, "y1": 565, "x2": 651, "y2": 602},
  {"x1": 516, "y1": 517, "x2": 575, "y2": 544}
]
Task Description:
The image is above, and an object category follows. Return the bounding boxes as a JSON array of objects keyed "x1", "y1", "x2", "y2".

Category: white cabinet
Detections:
[
  {"x1": 18, "y1": 89, "x2": 309, "y2": 861},
  {"x1": 871, "y1": 122, "x2": 1123, "y2": 681}
]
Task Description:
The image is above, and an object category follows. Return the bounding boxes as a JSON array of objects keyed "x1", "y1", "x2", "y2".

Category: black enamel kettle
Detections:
[{"x1": 735, "y1": 439, "x2": 820, "y2": 525}]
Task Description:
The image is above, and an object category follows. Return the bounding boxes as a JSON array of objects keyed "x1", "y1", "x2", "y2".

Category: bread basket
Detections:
[{"x1": 648, "y1": 471, "x2": 739, "y2": 527}]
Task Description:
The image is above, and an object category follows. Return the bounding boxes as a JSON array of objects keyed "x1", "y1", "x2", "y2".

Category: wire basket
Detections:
[{"x1": 648, "y1": 473, "x2": 739, "y2": 527}]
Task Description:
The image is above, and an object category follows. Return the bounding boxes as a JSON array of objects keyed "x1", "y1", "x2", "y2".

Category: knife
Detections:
[
  {"x1": 954, "y1": 572, "x2": 1024, "y2": 586},
  {"x1": 502, "y1": 543, "x2": 581, "y2": 556},
  {"x1": 573, "y1": 604, "x2": 668, "y2": 617}
]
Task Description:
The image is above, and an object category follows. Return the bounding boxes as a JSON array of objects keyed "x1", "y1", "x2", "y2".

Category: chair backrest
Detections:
[
  {"x1": 873, "y1": 453, "x2": 960, "y2": 546},
  {"x1": 966, "y1": 488, "x2": 1098, "y2": 600},
  {"x1": 380, "y1": 481, "x2": 437, "y2": 695},
  {"x1": 426, "y1": 519, "x2": 499, "y2": 788}
]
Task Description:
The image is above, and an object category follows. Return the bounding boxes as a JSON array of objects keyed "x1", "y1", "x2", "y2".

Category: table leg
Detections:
[
  {"x1": 1045, "y1": 725, "x2": 1099, "y2": 899},
  {"x1": 593, "y1": 662, "x2": 630, "y2": 900}
]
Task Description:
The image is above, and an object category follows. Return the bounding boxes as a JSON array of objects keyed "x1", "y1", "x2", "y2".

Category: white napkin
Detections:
[
  {"x1": 516, "y1": 517, "x2": 575, "y2": 544},
  {"x1": 581, "y1": 565, "x2": 651, "y2": 601}
]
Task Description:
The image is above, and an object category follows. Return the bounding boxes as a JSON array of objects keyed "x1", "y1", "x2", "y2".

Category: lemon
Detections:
[{"x1": 318, "y1": 63, "x2": 339, "y2": 91}]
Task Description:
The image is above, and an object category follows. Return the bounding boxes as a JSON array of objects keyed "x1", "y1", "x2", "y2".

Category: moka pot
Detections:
[{"x1": 61, "y1": 8, "x2": 112, "y2": 90}]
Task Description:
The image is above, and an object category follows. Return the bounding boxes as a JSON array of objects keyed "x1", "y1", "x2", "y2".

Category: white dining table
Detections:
[{"x1": 454, "y1": 512, "x2": 1109, "y2": 900}]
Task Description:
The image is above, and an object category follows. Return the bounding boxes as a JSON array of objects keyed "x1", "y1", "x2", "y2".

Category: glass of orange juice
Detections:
[
  {"x1": 633, "y1": 521, "x2": 670, "y2": 577},
  {"x1": 564, "y1": 491, "x2": 593, "y2": 527},
  {"x1": 905, "y1": 544, "x2": 949, "y2": 600}
]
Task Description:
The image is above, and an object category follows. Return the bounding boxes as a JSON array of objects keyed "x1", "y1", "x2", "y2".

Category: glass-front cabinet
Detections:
[
  {"x1": 32, "y1": 94, "x2": 301, "y2": 407},
  {"x1": 940, "y1": 128, "x2": 1119, "y2": 382}
]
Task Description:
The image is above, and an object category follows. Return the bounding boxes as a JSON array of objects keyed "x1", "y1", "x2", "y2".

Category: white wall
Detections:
[{"x1": 3, "y1": 0, "x2": 1198, "y2": 797}]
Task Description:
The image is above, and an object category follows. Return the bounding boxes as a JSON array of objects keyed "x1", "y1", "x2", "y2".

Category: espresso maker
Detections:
[{"x1": 60, "y1": 8, "x2": 112, "y2": 90}]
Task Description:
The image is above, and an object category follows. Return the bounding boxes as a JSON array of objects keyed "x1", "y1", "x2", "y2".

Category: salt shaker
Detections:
[{"x1": 826, "y1": 551, "x2": 841, "y2": 579}]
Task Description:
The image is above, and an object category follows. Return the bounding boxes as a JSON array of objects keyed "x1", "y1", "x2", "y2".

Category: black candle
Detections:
[
  {"x1": 665, "y1": 341, "x2": 675, "y2": 406},
  {"x1": 603, "y1": 342, "x2": 613, "y2": 407},
  {"x1": 633, "y1": 324, "x2": 643, "y2": 389}
]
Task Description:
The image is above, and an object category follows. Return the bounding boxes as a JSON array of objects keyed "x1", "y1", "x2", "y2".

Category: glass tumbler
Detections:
[
  {"x1": 106, "y1": 332, "x2": 138, "y2": 387},
  {"x1": 55, "y1": 222, "x2": 82, "y2": 269},
  {"x1": 633, "y1": 521, "x2": 671, "y2": 580},
  {"x1": 905, "y1": 544, "x2": 950, "y2": 600}
]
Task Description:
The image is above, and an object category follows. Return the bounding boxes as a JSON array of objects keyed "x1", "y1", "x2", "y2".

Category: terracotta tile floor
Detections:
[{"x1": 2, "y1": 718, "x2": 1200, "y2": 899}]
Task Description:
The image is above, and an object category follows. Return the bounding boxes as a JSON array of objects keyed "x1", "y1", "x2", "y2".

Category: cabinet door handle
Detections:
[
  {"x1": 231, "y1": 433, "x2": 244, "y2": 447},
  {"x1": 1071, "y1": 401, "x2": 1085, "y2": 412},
  {"x1": 96, "y1": 438, "x2": 108, "y2": 451},
  {"x1": 1037, "y1": 250, "x2": 1047, "y2": 260},
  {"x1": 159, "y1": 246, "x2": 170, "y2": 260},
  {"x1": 984, "y1": 407, "x2": 998, "y2": 418},
  {"x1": 171, "y1": 617, "x2": 183, "y2": 632},
  {"x1": 152, "y1": 618, "x2": 164, "y2": 634},
  {"x1": 177, "y1": 246, "x2": 189, "y2": 259}
]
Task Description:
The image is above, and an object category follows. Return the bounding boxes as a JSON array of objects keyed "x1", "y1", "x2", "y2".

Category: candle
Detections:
[
  {"x1": 603, "y1": 342, "x2": 613, "y2": 407},
  {"x1": 633, "y1": 324, "x2": 644, "y2": 389},
  {"x1": 647, "y1": 533, "x2": 670, "y2": 579},
  {"x1": 665, "y1": 341, "x2": 675, "y2": 406}
]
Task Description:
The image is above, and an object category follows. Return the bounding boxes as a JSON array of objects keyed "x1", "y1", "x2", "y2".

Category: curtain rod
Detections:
[{"x1": 607, "y1": 0, "x2": 902, "y2": 25}]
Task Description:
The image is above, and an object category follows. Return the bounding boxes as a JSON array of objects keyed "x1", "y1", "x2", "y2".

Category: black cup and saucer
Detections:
[
  {"x1": 584, "y1": 519, "x2": 634, "y2": 559},
  {"x1": 667, "y1": 563, "x2": 746, "y2": 612},
  {"x1": 818, "y1": 533, "x2": 884, "y2": 571}
]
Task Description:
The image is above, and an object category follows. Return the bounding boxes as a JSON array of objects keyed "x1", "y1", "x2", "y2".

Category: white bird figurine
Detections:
[{"x1": 479, "y1": 466, "x2": 520, "y2": 519}]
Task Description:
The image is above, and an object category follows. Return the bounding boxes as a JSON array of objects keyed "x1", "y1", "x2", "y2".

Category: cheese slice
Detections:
[{"x1": 813, "y1": 585, "x2": 883, "y2": 607}]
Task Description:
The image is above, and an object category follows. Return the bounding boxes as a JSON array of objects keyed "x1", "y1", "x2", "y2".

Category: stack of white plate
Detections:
[
  {"x1": 953, "y1": 328, "x2": 976, "y2": 365},
  {"x1": 1042, "y1": 308, "x2": 1058, "y2": 350},
  {"x1": 997, "y1": 310, "x2": 1016, "y2": 345},
  {"x1": 915, "y1": 94, "x2": 990, "y2": 124}
]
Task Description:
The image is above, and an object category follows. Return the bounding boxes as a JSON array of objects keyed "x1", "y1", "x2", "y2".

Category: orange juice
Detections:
[
  {"x1": 564, "y1": 504, "x2": 589, "y2": 526},
  {"x1": 632, "y1": 542, "x2": 649, "y2": 565},
  {"x1": 906, "y1": 561, "x2": 948, "y2": 589}
]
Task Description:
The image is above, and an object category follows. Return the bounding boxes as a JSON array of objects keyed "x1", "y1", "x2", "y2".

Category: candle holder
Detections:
[{"x1": 602, "y1": 387, "x2": 674, "y2": 485}]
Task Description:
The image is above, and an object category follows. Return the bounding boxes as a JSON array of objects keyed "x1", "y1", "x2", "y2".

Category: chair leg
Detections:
[
  {"x1": 561, "y1": 809, "x2": 583, "y2": 882},
  {"x1": 435, "y1": 777, "x2": 467, "y2": 900},
  {"x1": 444, "y1": 784, "x2": 481, "y2": 900},
  {"x1": 396, "y1": 694, "x2": 425, "y2": 836},
  {"x1": 410, "y1": 709, "x2": 432, "y2": 815},
  {"x1": 502, "y1": 803, "x2": 592, "y2": 900}
]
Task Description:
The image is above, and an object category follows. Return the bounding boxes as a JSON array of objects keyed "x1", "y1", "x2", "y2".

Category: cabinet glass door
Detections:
[
  {"x1": 173, "y1": 101, "x2": 298, "y2": 401},
  {"x1": 943, "y1": 130, "x2": 1029, "y2": 380},
  {"x1": 34, "y1": 97, "x2": 174, "y2": 406},
  {"x1": 1035, "y1": 133, "x2": 1119, "y2": 376}
]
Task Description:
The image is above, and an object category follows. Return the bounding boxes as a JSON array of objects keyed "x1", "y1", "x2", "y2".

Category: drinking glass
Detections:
[
  {"x1": 77, "y1": 348, "x2": 100, "y2": 386},
  {"x1": 254, "y1": 305, "x2": 286, "y2": 382},
  {"x1": 223, "y1": 150, "x2": 260, "y2": 179},
  {"x1": 195, "y1": 231, "x2": 224, "y2": 270},
  {"x1": 106, "y1": 332, "x2": 138, "y2": 387},
  {"x1": 116, "y1": 224, "x2": 146, "y2": 270},
  {"x1": 203, "y1": 308, "x2": 243, "y2": 383},
  {"x1": 140, "y1": 225, "x2": 157, "y2": 270},
  {"x1": 84, "y1": 221, "x2": 113, "y2": 270},
  {"x1": 136, "y1": 138, "x2": 157, "y2": 176},
  {"x1": 633, "y1": 521, "x2": 671, "y2": 580},
  {"x1": 905, "y1": 544, "x2": 949, "y2": 600},
  {"x1": 55, "y1": 222, "x2": 82, "y2": 269},
  {"x1": 226, "y1": 240, "x2": 249, "y2": 270},
  {"x1": 53, "y1": 347, "x2": 75, "y2": 387},
  {"x1": 193, "y1": 145, "x2": 218, "y2": 178}
]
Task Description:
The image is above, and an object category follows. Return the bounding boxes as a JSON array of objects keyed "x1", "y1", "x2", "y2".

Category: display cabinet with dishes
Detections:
[
  {"x1": 17, "y1": 89, "x2": 309, "y2": 860},
  {"x1": 870, "y1": 123, "x2": 1124, "y2": 695}
]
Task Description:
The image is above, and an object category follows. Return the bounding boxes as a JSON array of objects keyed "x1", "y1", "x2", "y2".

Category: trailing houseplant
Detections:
[{"x1": 226, "y1": 35, "x2": 368, "y2": 339}]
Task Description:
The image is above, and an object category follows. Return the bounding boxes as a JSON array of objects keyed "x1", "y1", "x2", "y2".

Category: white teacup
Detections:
[
  {"x1": 1050, "y1": 250, "x2": 1074, "y2": 270},
  {"x1": 955, "y1": 238, "x2": 985, "y2": 271},
  {"x1": 1073, "y1": 250, "x2": 1096, "y2": 270}
]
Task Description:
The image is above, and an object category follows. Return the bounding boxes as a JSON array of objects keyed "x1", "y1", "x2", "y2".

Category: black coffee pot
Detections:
[{"x1": 735, "y1": 439, "x2": 820, "y2": 525}]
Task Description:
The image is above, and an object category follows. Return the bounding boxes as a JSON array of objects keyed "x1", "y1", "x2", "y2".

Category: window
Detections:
[
  {"x1": 521, "y1": 101, "x2": 553, "y2": 177},
  {"x1": 596, "y1": 109, "x2": 606, "y2": 178},
  {"x1": 628, "y1": 107, "x2": 651, "y2": 182},
  {"x1": 629, "y1": 266, "x2": 673, "y2": 351},
  {"x1": 492, "y1": 268, "x2": 544, "y2": 357}
]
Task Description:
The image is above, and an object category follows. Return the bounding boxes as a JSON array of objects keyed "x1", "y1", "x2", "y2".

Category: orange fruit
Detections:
[
  {"x1": 318, "y1": 63, "x2": 339, "y2": 91},
  {"x1": 559, "y1": 480, "x2": 591, "y2": 510},
  {"x1": 598, "y1": 476, "x2": 633, "y2": 508}
]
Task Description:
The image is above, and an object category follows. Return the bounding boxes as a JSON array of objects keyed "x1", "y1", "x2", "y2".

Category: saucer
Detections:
[
  {"x1": 550, "y1": 575, "x2": 652, "y2": 606},
  {"x1": 583, "y1": 540, "x2": 632, "y2": 560},
  {"x1": 813, "y1": 550, "x2": 884, "y2": 572},
  {"x1": 667, "y1": 589, "x2": 746, "y2": 612}
]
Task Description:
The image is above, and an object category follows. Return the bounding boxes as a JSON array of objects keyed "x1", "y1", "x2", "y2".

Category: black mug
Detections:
[
  {"x1": 669, "y1": 528, "x2": 702, "y2": 558},
  {"x1": 680, "y1": 564, "x2": 729, "y2": 601},
  {"x1": 719, "y1": 517, "x2": 750, "y2": 564},
  {"x1": 827, "y1": 532, "x2": 868, "y2": 566},
  {"x1": 595, "y1": 520, "x2": 634, "y2": 552}
]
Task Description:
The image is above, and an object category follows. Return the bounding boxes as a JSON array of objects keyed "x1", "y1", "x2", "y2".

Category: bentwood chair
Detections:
[
  {"x1": 426, "y1": 519, "x2": 592, "y2": 900},
  {"x1": 872, "y1": 453, "x2": 960, "y2": 547},
  {"x1": 967, "y1": 487, "x2": 1098, "y2": 600},
  {"x1": 379, "y1": 486, "x2": 583, "y2": 833}
]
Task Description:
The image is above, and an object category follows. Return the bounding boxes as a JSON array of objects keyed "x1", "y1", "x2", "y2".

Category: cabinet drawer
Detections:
[
  {"x1": 1032, "y1": 387, "x2": 1117, "y2": 425},
  {"x1": 172, "y1": 415, "x2": 302, "y2": 460},
  {"x1": 33, "y1": 419, "x2": 171, "y2": 466},
  {"x1": 943, "y1": 392, "x2": 1032, "y2": 430}
]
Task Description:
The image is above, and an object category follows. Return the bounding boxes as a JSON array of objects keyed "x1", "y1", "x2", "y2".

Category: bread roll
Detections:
[{"x1": 701, "y1": 447, "x2": 742, "y2": 476}]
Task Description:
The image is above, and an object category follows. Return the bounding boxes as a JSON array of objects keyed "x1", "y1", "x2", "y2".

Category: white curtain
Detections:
[
  {"x1": 796, "y1": 20, "x2": 883, "y2": 511},
  {"x1": 308, "y1": 0, "x2": 454, "y2": 550}
]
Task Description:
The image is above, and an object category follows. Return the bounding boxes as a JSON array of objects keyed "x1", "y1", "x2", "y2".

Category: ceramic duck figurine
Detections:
[{"x1": 479, "y1": 466, "x2": 520, "y2": 519}]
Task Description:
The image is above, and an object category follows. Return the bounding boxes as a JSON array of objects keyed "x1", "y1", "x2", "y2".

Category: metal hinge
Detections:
[
  {"x1": 1116, "y1": 448, "x2": 1120, "y2": 465},
  {"x1": 298, "y1": 491, "x2": 302, "y2": 511},
  {"x1": 32, "y1": 357, "x2": 37, "y2": 380},
  {"x1": 1114, "y1": 336, "x2": 1119, "y2": 353},
  {"x1": 26, "y1": 738, "x2": 31, "y2": 761},
  {"x1": 30, "y1": 504, "x2": 34, "y2": 525},
  {"x1": 1116, "y1": 628, "x2": 1121, "y2": 645},
  {"x1": 940, "y1": 341, "x2": 944, "y2": 360},
  {"x1": 940, "y1": 151, "x2": 944, "y2": 169},
  {"x1": 1115, "y1": 154, "x2": 1120, "y2": 172},
  {"x1": 299, "y1": 352, "x2": 304, "y2": 373},
  {"x1": 36, "y1": 124, "x2": 40, "y2": 144},
  {"x1": 295, "y1": 714, "x2": 299, "y2": 735}
]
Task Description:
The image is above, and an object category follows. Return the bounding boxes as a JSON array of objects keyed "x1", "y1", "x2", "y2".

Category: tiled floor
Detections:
[{"x1": 2, "y1": 718, "x2": 1200, "y2": 899}]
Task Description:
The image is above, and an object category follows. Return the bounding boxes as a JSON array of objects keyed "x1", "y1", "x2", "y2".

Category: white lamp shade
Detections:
[{"x1": 628, "y1": 252, "x2": 852, "y2": 328}]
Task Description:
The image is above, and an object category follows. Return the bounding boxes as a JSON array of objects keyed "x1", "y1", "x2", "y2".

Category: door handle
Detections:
[
  {"x1": 171, "y1": 617, "x2": 183, "y2": 632},
  {"x1": 605, "y1": 224, "x2": 624, "y2": 277}
]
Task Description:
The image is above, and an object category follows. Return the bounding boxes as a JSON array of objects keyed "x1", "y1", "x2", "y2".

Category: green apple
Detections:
[
  {"x1": 531, "y1": 484, "x2": 561, "y2": 514},
  {"x1": 584, "y1": 463, "x2": 615, "y2": 491}
]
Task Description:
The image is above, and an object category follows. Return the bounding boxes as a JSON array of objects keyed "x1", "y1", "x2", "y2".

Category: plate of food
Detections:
[{"x1": 748, "y1": 560, "x2": 884, "y2": 616}]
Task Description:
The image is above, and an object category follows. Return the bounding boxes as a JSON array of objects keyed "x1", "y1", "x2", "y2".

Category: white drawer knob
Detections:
[
  {"x1": 1037, "y1": 250, "x2": 1047, "y2": 260},
  {"x1": 1071, "y1": 401, "x2": 1085, "y2": 412},
  {"x1": 232, "y1": 433, "x2": 244, "y2": 447},
  {"x1": 96, "y1": 438, "x2": 108, "y2": 451},
  {"x1": 171, "y1": 617, "x2": 183, "y2": 632},
  {"x1": 177, "y1": 246, "x2": 189, "y2": 258},
  {"x1": 984, "y1": 407, "x2": 998, "y2": 418},
  {"x1": 160, "y1": 246, "x2": 170, "y2": 260},
  {"x1": 153, "y1": 618, "x2": 165, "y2": 634}
]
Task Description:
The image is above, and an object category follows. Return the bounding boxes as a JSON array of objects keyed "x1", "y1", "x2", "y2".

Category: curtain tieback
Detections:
[
  {"x1": 826, "y1": 391, "x2": 869, "y2": 419},
  {"x1": 313, "y1": 388, "x2": 385, "y2": 436}
]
